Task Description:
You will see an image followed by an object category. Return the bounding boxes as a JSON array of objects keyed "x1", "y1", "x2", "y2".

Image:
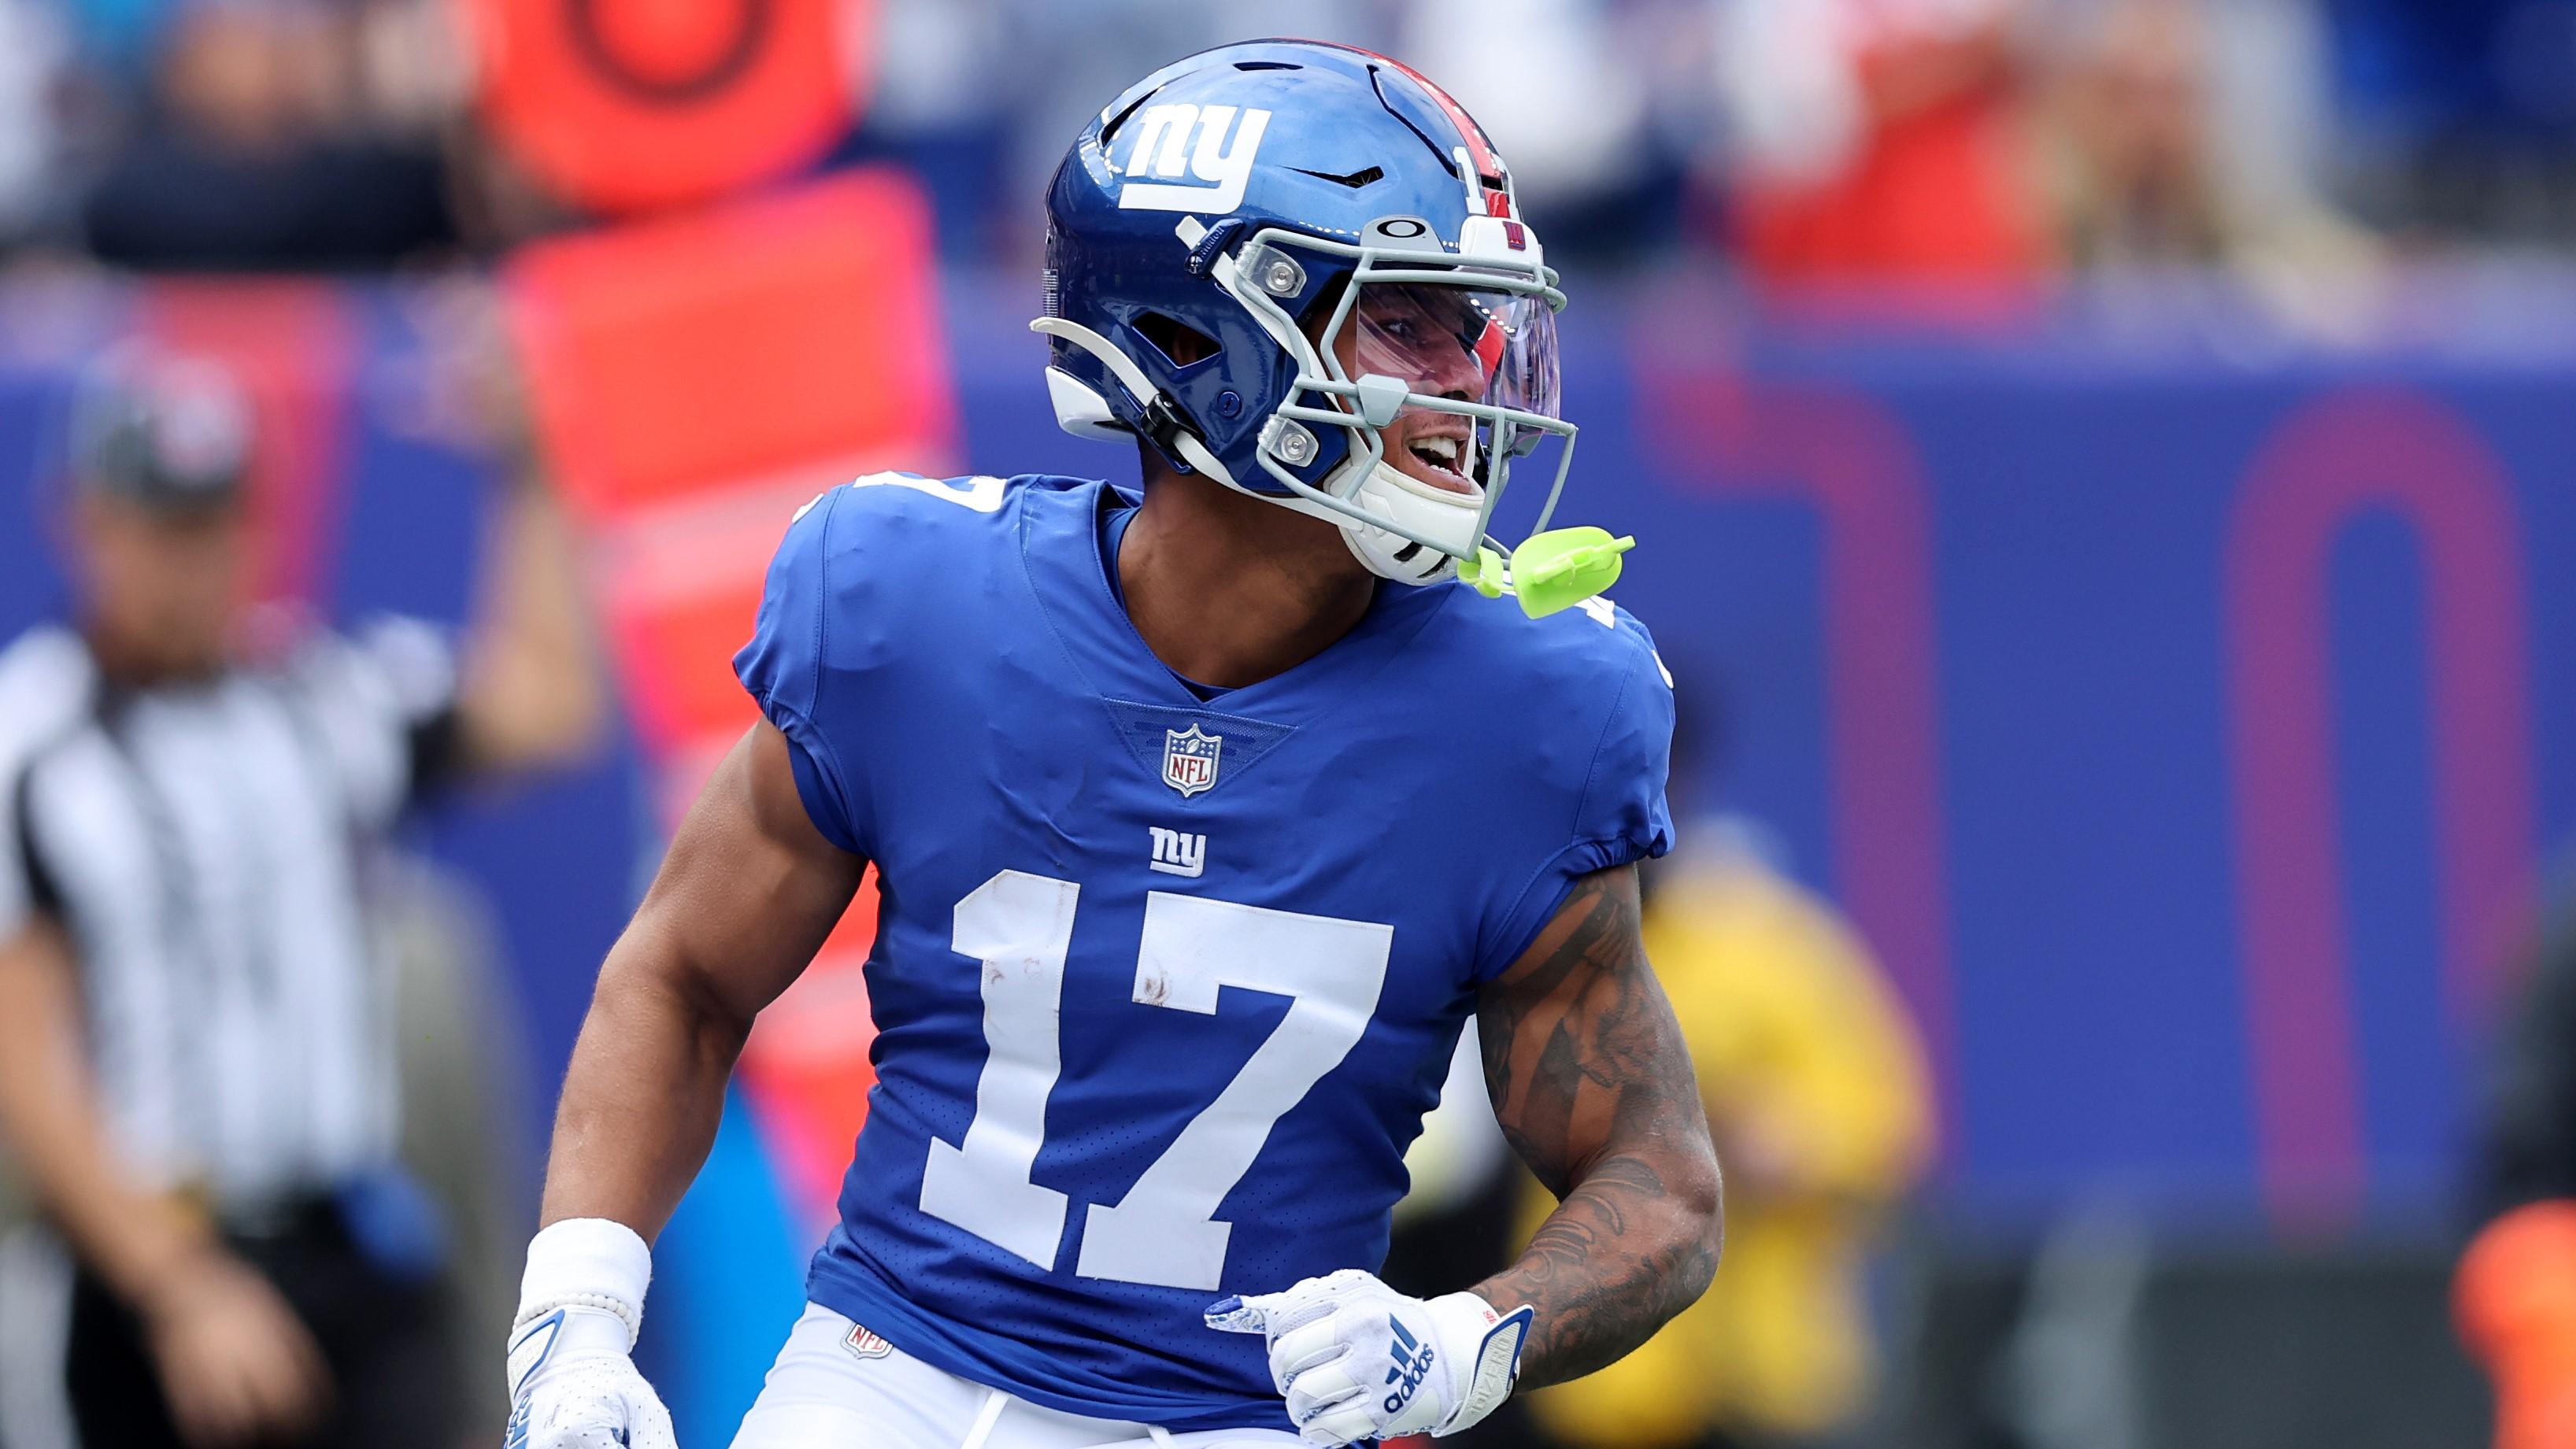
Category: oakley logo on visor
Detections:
[{"x1": 1117, "y1": 103, "x2": 1271, "y2": 214}]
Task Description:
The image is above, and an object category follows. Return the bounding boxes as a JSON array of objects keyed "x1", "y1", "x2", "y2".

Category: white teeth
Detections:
[{"x1": 1411, "y1": 437, "x2": 1461, "y2": 468}]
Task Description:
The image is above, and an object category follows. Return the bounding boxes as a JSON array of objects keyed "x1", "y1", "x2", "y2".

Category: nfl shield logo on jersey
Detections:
[{"x1": 1162, "y1": 724, "x2": 1224, "y2": 797}]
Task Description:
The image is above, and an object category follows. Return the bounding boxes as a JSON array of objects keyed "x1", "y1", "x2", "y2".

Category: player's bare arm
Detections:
[
  {"x1": 542, "y1": 719, "x2": 865, "y2": 1234},
  {"x1": 1207, "y1": 863, "x2": 1708, "y2": 1442},
  {"x1": 508, "y1": 719, "x2": 862, "y2": 1449},
  {"x1": 1474, "y1": 863, "x2": 1723, "y2": 1387}
]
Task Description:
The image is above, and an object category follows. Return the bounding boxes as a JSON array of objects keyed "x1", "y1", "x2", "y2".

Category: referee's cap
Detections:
[{"x1": 70, "y1": 351, "x2": 253, "y2": 516}]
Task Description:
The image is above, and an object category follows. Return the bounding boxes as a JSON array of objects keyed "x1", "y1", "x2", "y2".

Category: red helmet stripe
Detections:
[{"x1": 1473, "y1": 318, "x2": 1507, "y2": 380}]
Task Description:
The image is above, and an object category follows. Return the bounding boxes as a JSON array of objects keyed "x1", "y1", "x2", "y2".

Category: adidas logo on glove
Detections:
[{"x1": 1383, "y1": 1321, "x2": 1437, "y2": 1415}]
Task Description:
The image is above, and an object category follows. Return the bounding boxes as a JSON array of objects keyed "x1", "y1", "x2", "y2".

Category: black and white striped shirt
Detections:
[{"x1": 0, "y1": 619, "x2": 461, "y2": 1216}]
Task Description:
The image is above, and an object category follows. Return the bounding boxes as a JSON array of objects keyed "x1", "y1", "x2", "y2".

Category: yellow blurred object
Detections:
[{"x1": 1523, "y1": 831, "x2": 1934, "y2": 1447}]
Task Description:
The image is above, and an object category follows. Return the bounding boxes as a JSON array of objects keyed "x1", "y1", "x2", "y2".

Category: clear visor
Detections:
[
  {"x1": 1221, "y1": 223, "x2": 1582, "y2": 568},
  {"x1": 1348, "y1": 281, "x2": 1560, "y2": 427}
]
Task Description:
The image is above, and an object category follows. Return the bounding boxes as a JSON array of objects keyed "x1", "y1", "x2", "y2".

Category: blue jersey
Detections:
[{"x1": 732, "y1": 472, "x2": 1672, "y2": 1431}]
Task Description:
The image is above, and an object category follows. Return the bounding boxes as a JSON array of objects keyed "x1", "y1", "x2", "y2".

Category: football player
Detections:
[{"x1": 506, "y1": 39, "x2": 1722, "y2": 1449}]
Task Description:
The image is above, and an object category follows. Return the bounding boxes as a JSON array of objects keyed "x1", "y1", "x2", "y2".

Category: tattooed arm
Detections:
[{"x1": 1472, "y1": 863, "x2": 1723, "y2": 1388}]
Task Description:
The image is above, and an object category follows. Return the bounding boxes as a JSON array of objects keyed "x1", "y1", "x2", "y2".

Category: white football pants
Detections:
[{"x1": 731, "y1": 1303, "x2": 1303, "y2": 1449}]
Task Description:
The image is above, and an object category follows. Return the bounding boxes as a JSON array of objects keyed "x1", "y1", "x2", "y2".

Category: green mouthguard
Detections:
[
  {"x1": 1460, "y1": 545, "x2": 1511, "y2": 599},
  {"x1": 1509, "y1": 527, "x2": 1635, "y2": 618}
]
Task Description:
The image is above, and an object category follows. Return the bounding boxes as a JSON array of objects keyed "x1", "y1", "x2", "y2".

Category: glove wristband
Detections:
[
  {"x1": 515, "y1": 1218, "x2": 652, "y2": 1347},
  {"x1": 1425, "y1": 1291, "x2": 1534, "y2": 1437}
]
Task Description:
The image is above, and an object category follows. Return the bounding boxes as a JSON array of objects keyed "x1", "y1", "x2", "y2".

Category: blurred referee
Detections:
[{"x1": 0, "y1": 350, "x2": 601, "y2": 1449}]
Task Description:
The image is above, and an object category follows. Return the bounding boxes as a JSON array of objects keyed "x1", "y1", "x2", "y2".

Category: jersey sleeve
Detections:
[
  {"x1": 1473, "y1": 614, "x2": 1677, "y2": 982},
  {"x1": 286, "y1": 616, "x2": 464, "y2": 830},
  {"x1": 732, "y1": 488, "x2": 867, "y2": 856}
]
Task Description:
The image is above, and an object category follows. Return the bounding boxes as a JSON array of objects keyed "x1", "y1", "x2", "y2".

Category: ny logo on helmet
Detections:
[{"x1": 1116, "y1": 103, "x2": 1271, "y2": 214}]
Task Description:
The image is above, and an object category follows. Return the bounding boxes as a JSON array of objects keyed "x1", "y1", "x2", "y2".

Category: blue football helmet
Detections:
[{"x1": 1037, "y1": 39, "x2": 1619, "y2": 604}]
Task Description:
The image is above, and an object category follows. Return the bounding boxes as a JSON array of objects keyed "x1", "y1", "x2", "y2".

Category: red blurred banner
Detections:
[{"x1": 508, "y1": 168, "x2": 952, "y2": 1222}]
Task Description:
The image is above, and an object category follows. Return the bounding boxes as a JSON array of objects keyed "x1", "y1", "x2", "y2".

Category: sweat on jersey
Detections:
[{"x1": 732, "y1": 471, "x2": 1673, "y2": 1432}]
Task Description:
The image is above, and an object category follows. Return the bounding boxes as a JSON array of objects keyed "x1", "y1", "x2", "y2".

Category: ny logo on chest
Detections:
[{"x1": 1148, "y1": 826, "x2": 1207, "y2": 878}]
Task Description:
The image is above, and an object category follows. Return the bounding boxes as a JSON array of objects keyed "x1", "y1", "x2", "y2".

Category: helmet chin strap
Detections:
[
  {"x1": 1334, "y1": 457, "x2": 1474, "y2": 585},
  {"x1": 1030, "y1": 316, "x2": 1470, "y2": 586}
]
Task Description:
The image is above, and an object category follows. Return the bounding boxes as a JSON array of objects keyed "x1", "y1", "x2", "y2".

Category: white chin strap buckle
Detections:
[{"x1": 1338, "y1": 459, "x2": 1479, "y2": 586}]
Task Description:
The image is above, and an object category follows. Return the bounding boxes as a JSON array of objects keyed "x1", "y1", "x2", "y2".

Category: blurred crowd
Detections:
[{"x1": 0, "y1": 0, "x2": 2574, "y2": 327}]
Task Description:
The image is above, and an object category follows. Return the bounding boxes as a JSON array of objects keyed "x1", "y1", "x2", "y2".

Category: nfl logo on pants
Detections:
[{"x1": 1163, "y1": 724, "x2": 1223, "y2": 797}]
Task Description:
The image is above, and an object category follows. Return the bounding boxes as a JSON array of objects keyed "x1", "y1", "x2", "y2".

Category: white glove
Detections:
[
  {"x1": 1206, "y1": 1269, "x2": 1532, "y2": 1445},
  {"x1": 505, "y1": 1218, "x2": 677, "y2": 1449}
]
